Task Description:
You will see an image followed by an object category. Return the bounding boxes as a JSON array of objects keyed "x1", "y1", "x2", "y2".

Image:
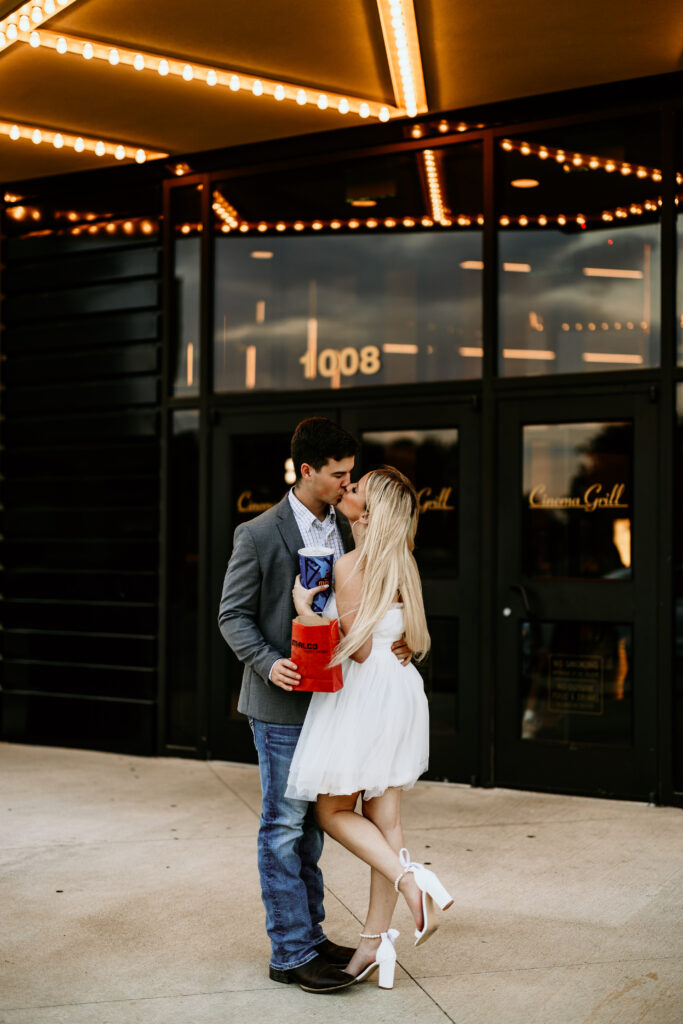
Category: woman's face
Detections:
[{"x1": 338, "y1": 473, "x2": 369, "y2": 523}]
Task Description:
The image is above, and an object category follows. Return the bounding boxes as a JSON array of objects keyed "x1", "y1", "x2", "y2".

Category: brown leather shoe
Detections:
[
  {"x1": 315, "y1": 938, "x2": 357, "y2": 968},
  {"x1": 269, "y1": 953, "x2": 355, "y2": 993}
]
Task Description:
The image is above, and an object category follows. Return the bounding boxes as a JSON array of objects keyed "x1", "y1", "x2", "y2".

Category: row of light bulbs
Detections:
[
  {"x1": 0, "y1": 0, "x2": 76, "y2": 50},
  {"x1": 0, "y1": 119, "x2": 165, "y2": 163},
  {"x1": 499, "y1": 137, "x2": 679, "y2": 184},
  {"x1": 422, "y1": 149, "x2": 446, "y2": 223},
  {"x1": 20, "y1": 29, "x2": 398, "y2": 122},
  {"x1": 378, "y1": 0, "x2": 426, "y2": 118}
]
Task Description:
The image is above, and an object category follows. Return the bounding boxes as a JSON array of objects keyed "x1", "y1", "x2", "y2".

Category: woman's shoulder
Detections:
[{"x1": 336, "y1": 548, "x2": 361, "y2": 576}]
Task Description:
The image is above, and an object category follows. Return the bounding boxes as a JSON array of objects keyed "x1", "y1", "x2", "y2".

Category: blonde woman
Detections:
[{"x1": 286, "y1": 467, "x2": 452, "y2": 989}]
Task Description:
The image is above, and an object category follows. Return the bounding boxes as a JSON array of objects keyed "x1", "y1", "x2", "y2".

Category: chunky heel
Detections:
[
  {"x1": 415, "y1": 865, "x2": 453, "y2": 911},
  {"x1": 354, "y1": 929, "x2": 399, "y2": 989},
  {"x1": 394, "y1": 848, "x2": 453, "y2": 947},
  {"x1": 377, "y1": 956, "x2": 396, "y2": 989}
]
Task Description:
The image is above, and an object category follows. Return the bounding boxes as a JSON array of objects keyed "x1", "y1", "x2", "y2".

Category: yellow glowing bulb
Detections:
[
  {"x1": 19, "y1": 15, "x2": 30, "y2": 30},
  {"x1": 620, "y1": 165, "x2": 631, "y2": 176},
  {"x1": 557, "y1": 215, "x2": 567, "y2": 225},
  {"x1": 589, "y1": 158, "x2": 599, "y2": 168},
  {"x1": 520, "y1": 143, "x2": 531, "y2": 155},
  {"x1": 31, "y1": 6, "x2": 43, "y2": 22},
  {"x1": 182, "y1": 64, "x2": 193, "y2": 81},
  {"x1": 538, "y1": 215, "x2": 548, "y2": 226},
  {"x1": 501, "y1": 140, "x2": 513, "y2": 151},
  {"x1": 158, "y1": 59, "x2": 169, "y2": 76},
  {"x1": 296, "y1": 89, "x2": 306, "y2": 105},
  {"x1": 274, "y1": 85, "x2": 285, "y2": 101},
  {"x1": 359, "y1": 102, "x2": 370, "y2": 118},
  {"x1": 109, "y1": 48, "x2": 119, "y2": 65},
  {"x1": 115, "y1": 145, "x2": 125, "y2": 160},
  {"x1": 348, "y1": 219, "x2": 359, "y2": 229},
  {"x1": 95, "y1": 141, "x2": 105, "y2": 156},
  {"x1": 294, "y1": 221, "x2": 304, "y2": 231},
  {"x1": 53, "y1": 133, "x2": 64, "y2": 148},
  {"x1": 29, "y1": 31, "x2": 39, "y2": 46},
  {"x1": 379, "y1": 107, "x2": 390, "y2": 122},
  {"x1": 7, "y1": 24, "x2": 18, "y2": 40},
  {"x1": 230, "y1": 75, "x2": 240, "y2": 91},
  {"x1": 45, "y1": 0, "x2": 55, "y2": 12},
  {"x1": 330, "y1": 220, "x2": 341, "y2": 229},
  {"x1": 9, "y1": 125, "x2": 20, "y2": 140},
  {"x1": 518, "y1": 216, "x2": 528, "y2": 226},
  {"x1": 32, "y1": 129, "x2": 42, "y2": 144},
  {"x1": 257, "y1": 222, "x2": 268, "y2": 232},
  {"x1": 276, "y1": 222, "x2": 286, "y2": 231},
  {"x1": 312, "y1": 221, "x2": 323, "y2": 230},
  {"x1": 135, "y1": 149, "x2": 146, "y2": 164},
  {"x1": 338, "y1": 98, "x2": 349, "y2": 114},
  {"x1": 499, "y1": 216, "x2": 510, "y2": 226},
  {"x1": 652, "y1": 171, "x2": 662, "y2": 182},
  {"x1": 605, "y1": 161, "x2": 615, "y2": 172},
  {"x1": 74, "y1": 137, "x2": 84, "y2": 151},
  {"x1": 385, "y1": 218, "x2": 396, "y2": 227},
  {"x1": 207, "y1": 69, "x2": 217, "y2": 86},
  {"x1": 134, "y1": 54, "x2": 144, "y2": 71},
  {"x1": 252, "y1": 80, "x2": 263, "y2": 96},
  {"x1": 572, "y1": 155, "x2": 582, "y2": 166}
]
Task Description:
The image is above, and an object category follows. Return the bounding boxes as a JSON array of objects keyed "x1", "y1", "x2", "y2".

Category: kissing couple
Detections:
[{"x1": 219, "y1": 417, "x2": 452, "y2": 993}]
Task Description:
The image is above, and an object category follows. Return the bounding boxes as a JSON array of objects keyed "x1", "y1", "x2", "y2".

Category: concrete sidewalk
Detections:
[{"x1": 1, "y1": 743, "x2": 682, "y2": 1024}]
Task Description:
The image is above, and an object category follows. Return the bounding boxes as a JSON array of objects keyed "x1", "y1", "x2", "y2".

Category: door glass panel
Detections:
[
  {"x1": 520, "y1": 620, "x2": 633, "y2": 747},
  {"x1": 420, "y1": 617, "x2": 459, "y2": 774},
  {"x1": 361, "y1": 429, "x2": 459, "y2": 575},
  {"x1": 232, "y1": 432, "x2": 292, "y2": 526},
  {"x1": 170, "y1": 187, "x2": 201, "y2": 396},
  {"x1": 523, "y1": 422, "x2": 633, "y2": 579}
]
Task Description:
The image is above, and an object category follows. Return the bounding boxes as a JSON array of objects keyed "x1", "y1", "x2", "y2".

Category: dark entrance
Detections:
[
  {"x1": 209, "y1": 394, "x2": 481, "y2": 785},
  {"x1": 495, "y1": 390, "x2": 659, "y2": 799}
]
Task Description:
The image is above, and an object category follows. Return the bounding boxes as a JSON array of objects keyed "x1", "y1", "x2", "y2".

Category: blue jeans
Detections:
[{"x1": 249, "y1": 718, "x2": 326, "y2": 970}]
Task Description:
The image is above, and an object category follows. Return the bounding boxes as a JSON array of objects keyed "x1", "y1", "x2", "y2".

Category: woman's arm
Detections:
[
  {"x1": 335, "y1": 552, "x2": 372, "y2": 663},
  {"x1": 291, "y1": 574, "x2": 329, "y2": 617}
]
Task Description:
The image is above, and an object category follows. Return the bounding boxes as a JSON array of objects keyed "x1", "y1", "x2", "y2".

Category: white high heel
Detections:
[
  {"x1": 394, "y1": 848, "x2": 453, "y2": 947},
  {"x1": 354, "y1": 929, "x2": 399, "y2": 989}
]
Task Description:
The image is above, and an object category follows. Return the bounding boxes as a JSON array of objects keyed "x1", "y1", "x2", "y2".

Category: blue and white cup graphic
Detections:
[{"x1": 298, "y1": 546, "x2": 334, "y2": 614}]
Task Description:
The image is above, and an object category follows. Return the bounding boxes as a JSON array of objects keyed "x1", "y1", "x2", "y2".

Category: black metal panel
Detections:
[{"x1": 0, "y1": 225, "x2": 162, "y2": 756}]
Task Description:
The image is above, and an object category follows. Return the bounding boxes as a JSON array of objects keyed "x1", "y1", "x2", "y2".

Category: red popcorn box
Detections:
[{"x1": 291, "y1": 615, "x2": 344, "y2": 692}]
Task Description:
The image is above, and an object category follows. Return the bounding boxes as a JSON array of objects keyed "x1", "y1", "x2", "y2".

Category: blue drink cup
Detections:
[{"x1": 298, "y1": 546, "x2": 334, "y2": 614}]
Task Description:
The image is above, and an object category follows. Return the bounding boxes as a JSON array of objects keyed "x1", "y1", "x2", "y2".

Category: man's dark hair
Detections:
[{"x1": 291, "y1": 418, "x2": 360, "y2": 481}]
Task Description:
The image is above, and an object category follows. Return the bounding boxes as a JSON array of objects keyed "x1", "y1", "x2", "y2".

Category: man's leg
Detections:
[
  {"x1": 250, "y1": 719, "x2": 324, "y2": 970},
  {"x1": 299, "y1": 800, "x2": 326, "y2": 944}
]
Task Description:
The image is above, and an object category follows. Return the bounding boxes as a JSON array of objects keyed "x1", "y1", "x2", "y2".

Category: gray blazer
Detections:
[{"x1": 218, "y1": 494, "x2": 355, "y2": 725}]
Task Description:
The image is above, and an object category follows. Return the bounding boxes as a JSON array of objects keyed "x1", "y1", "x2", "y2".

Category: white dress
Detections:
[{"x1": 286, "y1": 595, "x2": 430, "y2": 801}]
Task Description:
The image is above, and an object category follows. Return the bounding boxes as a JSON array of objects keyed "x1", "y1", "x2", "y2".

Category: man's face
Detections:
[{"x1": 305, "y1": 456, "x2": 355, "y2": 505}]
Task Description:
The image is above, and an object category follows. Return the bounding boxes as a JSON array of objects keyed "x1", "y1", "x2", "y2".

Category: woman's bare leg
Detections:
[{"x1": 316, "y1": 789, "x2": 424, "y2": 974}]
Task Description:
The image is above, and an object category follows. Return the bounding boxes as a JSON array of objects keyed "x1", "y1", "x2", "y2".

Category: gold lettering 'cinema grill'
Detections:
[
  {"x1": 528, "y1": 483, "x2": 628, "y2": 512},
  {"x1": 236, "y1": 486, "x2": 457, "y2": 515}
]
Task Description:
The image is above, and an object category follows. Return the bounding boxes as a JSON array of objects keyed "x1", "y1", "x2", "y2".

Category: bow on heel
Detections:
[
  {"x1": 394, "y1": 848, "x2": 453, "y2": 947},
  {"x1": 354, "y1": 929, "x2": 399, "y2": 989}
]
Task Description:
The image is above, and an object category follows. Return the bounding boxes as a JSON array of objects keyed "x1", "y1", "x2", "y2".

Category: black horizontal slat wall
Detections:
[{"x1": 0, "y1": 230, "x2": 162, "y2": 754}]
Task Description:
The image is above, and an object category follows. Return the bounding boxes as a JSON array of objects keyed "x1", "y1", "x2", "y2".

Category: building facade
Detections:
[{"x1": 1, "y1": 73, "x2": 682, "y2": 804}]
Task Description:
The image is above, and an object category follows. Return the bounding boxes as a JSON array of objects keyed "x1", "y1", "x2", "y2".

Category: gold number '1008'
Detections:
[{"x1": 299, "y1": 345, "x2": 381, "y2": 380}]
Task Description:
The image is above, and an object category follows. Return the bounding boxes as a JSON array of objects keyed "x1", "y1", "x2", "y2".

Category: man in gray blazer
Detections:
[{"x1": 218, "y1": 418, "x2": 360, "y2": 993}]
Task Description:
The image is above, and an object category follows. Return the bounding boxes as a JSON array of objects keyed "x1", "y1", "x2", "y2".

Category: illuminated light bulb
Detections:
[
  {"x1": 338, "y1": 98, "x2": 349, "y2": 114},
  {"x1": 45, "y1": 0, "x2": 55, "y2": 13},
  {"x1": 561, "y1": 323, "x2": 570, "y2": 331},
  {"x1": 230, "y1": 75, "x2": 240, "y2": 91},
  {"x1": 403, "y1": 218, "x2": 415, "y2": 227},
  {"x1": 384, "y1": 218, "x2": 396, "y2": 227},
  {"x1": 257, "y1": 222, "x2": 268, "y2": 232},
  {"x1": 555, "y1": 152, "x2": 565, "y2": 163},
  {"x1": 652, "y1": 170, "x2": 662, "y2": 182},
  {"x1": 677, "y1": 173, "x2": 683, "y2": 185},
  {"x1": 83, "y1": 42, "x2": 93, "y2": 59},
  {"x1": 572, "y1": 155, "x2": 582, "y2": 166},
  {"x1": 588, "y1": 322, "x2": 596, "y2": 331},
  {"x1": 276, "y1": 222, "x2": 286, "y2": 231},
  {"x1": 135, "y1": 149, "x2": 146, "y2": 163},
  {"x1": 636, "y1": 167, "x2": 647, "y2": 178},
  {"x1": 19, "y1": 15, "x2": 30, "y2": 30},
  {"x1": 29, "y1": 31, "x2": 39, "y2": 46},
  {"x1": 575, "y1": 323, "x2": 583, "y2": 331},
  {"x1": 499, "y1": 216, "x2": 510, "y2": 226},
  {"x1": 88, "y1": 225, "x2": 98, "y2": 235},
  {"x1": 115, "y1": 145, "x2": 125, "y2": 160},
  {"x1": 379, "y1": 107, "x2": 390, "y2": 122},
  {"x1": 501, "y1": 140, "x2": 513, "y2": 151},
  {"x1": 274, "y1": 85, "x2": 285, "y2": 101},
  {"x1": 7, "y1": 24, "x2": 18, "y2": 40},
  {"x1": 158, "y1": 59, "x2": 169, "y2": 76},
  {"x1": 518, "y1": 216, "x2": 528, "y2": 226},
  {"x1": 95, "y1": 141, "x2": 105, "y2": 156},
  {"x1": 330, "y1": 220, "x2": 341, "y2": 229},
  {"x1": 576, "y1": 214, "x2": 585, "y2": 224},
  {"x1": 134, "y1": 54, "x2": 144, "y2": 71},
  {"x1": 239, "y1": 223, "x2": 250, "y2": 232},
  {"x1": 366, "y1": 219, "x2": 378, "y2": 228},
  {"x1": 537, "y1": 214, "x2": 548, "y2": 226},
  {"x1": 182, "y1": 64, "x2": 193, "y2": 81},
  {"x1": 359, "y1": 102, "x2": 370, "y2": 118},
  {"x1": 620, "y1": 164, "x2": 631, "y2": 176},
  {"x1": 123, "y1": 220, "x2": 133, "y2": 233},
  {"x1": 53, "y1": 133, "x2": 63, "y2": 148},
  {"x1": 614, "y1": 322, "x2": 622, "y2": 330},
  {"x1": 292, "y1": 88, "x2": 305, "y2": 105},
  {"x1": 602, "y1": 212, "x2": 613, "y2": 221},
  {"x1": 221, "y1": 224, "x2": 230, "y2": 233},
  {"x1": 74, "y1": 137, "x2": 84, "y2": 151},
  {"x1": 141, "y1": 221, "x2": 153, "y2": 234},
  {"x1": 180, "y1": 224, "x2": 190, "y2": 234},
  {"x1": 32, "y1": 129, "x2": 42, "y2": 144},
  {"x1": 557, "y1": 215, "x2": 567, "y2": 225},
  {"x1": 438, "y1": 120, "x2": 449, "y2": 133},
  {"x1": 207, "y1": 69, "x2": 217, "y2": 86},
  {"x1": 9, "y1": 124, "x2": 20, "y2": 140},
  {"x1": 106, "y1": 223, "x2": 116, "y2": 234},
  {"x1": 109, "y1": 48, "x2": 119, "y2": 65},
  {"x1": 421, "y1": 217, "x2": 433, "y2": 227},
  {"x1": 31, "y1": 7, "x2": 43, "y2": 23},
  {"x1": 605, "y1": 161, "x2": 615, "y2": 172},
  {"x1": 589, "y1": 158, "x2": 600, "y2": 168},
  {"x1": 520, "y1": 143, "x2": 531, "y2": 155},
  {"x1": 411, "y1": 125, "x2": 423, "y2": 138},
  {"x1": 292, "y1": 221, "x2": 304, "y2": 231},
  {"x1": 0, "y1": 32, "x2": 5, "y2": 48},
  {"x1": 252, "y1": 80, "x2": 263, "y2": 96},
  {"x1": 312, "y1": 221, "x2": 323, "y2": 230},
  {"x1": 348, "y1": 219, "x2": 359, "y2": 229}
]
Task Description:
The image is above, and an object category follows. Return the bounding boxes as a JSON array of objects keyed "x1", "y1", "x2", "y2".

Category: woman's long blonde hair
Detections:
[{"x1": 331, "y1": 466, "x2": 430, "y2": 664}]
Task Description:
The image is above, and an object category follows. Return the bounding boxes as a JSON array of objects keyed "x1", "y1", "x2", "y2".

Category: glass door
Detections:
[
  {"x1": 342, "y1": 397, "x2": 481, "y2": 784},
  {"x1": 496, "y1": 392, "x2": 658, "y2": 799}
]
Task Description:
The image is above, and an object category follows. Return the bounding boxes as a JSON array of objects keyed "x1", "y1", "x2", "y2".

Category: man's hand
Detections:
[
  {"x1": 391, "y1": 637, "x2": 412, "y2": 666},
  {"x1": 270, "y1": 658, "x2": 301, "y2": 691}
]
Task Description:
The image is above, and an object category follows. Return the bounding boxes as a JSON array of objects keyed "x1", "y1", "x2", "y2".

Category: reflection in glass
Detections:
[
  {"x1": 212, "y1": 144, "x2": 483, "y2": 392},
  {"x1": 520, "y1": 620, "x2": 633, "y2": 747},
  {"x1": 523, "y1": 421, "x2": 633, "y2": 579},
  {"x1": 231, "y1": 433, "x2": 292, "y2": 528},
  {"x1": 170, "y1": 187, "x2": 201, "y2": 396},
  {"x1": 498, "y1": 118, "x2": 661, "y2": 375},
  {"x1": 167, "y1": 411, "x2": 199, "y2": 747},
  {"x1": 419, "y1": 617, "x2": 458, "y2": 779},
  {"x1": 674, "y1": 386, "x2": 683, "y2": 790},
  {"x1": 362, "y1": 429, "x2": 459, "y2": 575}
]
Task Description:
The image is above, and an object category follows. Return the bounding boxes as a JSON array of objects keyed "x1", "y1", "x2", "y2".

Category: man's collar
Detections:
[{"x1": 289, "y1": 487, "x2": 336, "y2": 524}]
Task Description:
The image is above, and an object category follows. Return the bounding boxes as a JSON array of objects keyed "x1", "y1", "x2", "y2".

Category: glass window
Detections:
[
  {"x1": 520, "y1": 620, "x2": 633, "y2": 747},
  {"x1": 170, "y1": 186, "x2": 201, "y2": 396},
  {"x1": 523, "y1": 422, "x2": 633, "y2": 579},
  {"x1": 675, "y1": 385, "x2": 683, "y2": 790},
  {"x1": 213, "y1": 144, "x2": 483, "y2": 392},
  {"x1": 498, "y1": 117, "x2": 661, "y2": 375},
  {"x1": 166, "y1": 410, "x2": 199, "y2": 748},
  {"x1": 361, "y1": 428, "x2": 459, "y2": 575}
]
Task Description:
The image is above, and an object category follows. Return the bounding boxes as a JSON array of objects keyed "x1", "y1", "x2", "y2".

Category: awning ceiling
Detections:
[{"x1": 0, "y1": 0, "x2": 681, "y2": 184}]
